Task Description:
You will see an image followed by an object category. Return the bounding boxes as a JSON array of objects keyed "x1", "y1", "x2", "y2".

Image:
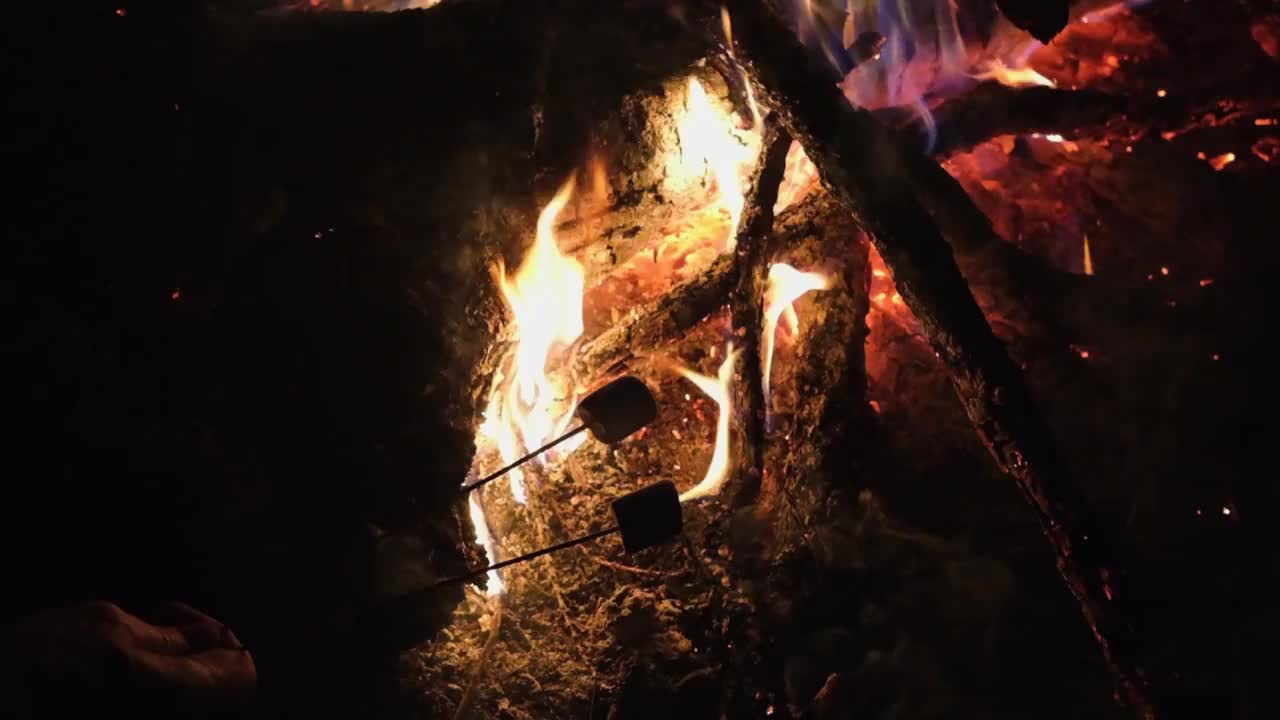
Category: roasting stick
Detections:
[
  {"x1": 460, "y1": 424, "x2": 588, "y2": 494},
  {"x1": 427, "y1": 524, "x2": 623, "y2": 591},
  {"x1": 366, "y1": 481, "x2": 683, "y2": 653},
  {"x1": 460, "y1": 375, "x2": 659, "y2": 495}
]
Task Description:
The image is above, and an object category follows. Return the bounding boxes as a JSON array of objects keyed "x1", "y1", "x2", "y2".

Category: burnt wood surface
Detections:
[
  {"x1": 572, "y1": 253, "x2": 737, "y2": 383},
  {"x1": 727, "y1": 122, "x2": 793, "y2": 508},
  {"x1": 716, "y1": 1, "x2": 1156, "y2": 716},
  {"x1": 876, "y1": 83, "x2": 1127, "y2": 159},
  {"x1": 763, "y1": 192, "x2": 871, "y2": 515}
]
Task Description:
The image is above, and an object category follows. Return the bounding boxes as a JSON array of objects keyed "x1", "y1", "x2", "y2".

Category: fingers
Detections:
[
  {"x1": 135, "y1": 601, "x2": 245, "y2": 652},
  {"x1": 130, "y1": 646, "x2": 259, "y2": 698},
  {"x1": 117, "y1": 610, "x2": 194, "y2": 656}
]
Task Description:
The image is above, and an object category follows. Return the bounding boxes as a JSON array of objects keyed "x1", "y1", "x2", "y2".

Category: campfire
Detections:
[{"x1": 51, "y1": 1, "x2": 1274, "y2": 718}]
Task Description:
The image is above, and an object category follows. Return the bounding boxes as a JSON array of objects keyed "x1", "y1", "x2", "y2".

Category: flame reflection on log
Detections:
[
  {"x1": 762, "y1": 263, "x2": 831, "y2": 406},
  {"x1": 676, "y1": 344, "x2": 739, "y2": 503}
]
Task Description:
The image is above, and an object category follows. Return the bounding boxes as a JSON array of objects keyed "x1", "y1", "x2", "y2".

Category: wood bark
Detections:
[
  {"x1": 717, "y1": 1, "x2": 1156, "y2": 716},
  {"x1": 727, "y1": 121, "x2": 793, "y2": 508},
  {"x1": 570, "y1": 253, "x2": 736, "y2": 383},
  {"x1": 763, "y1": 191, "x2": 871, "y2": 516}
]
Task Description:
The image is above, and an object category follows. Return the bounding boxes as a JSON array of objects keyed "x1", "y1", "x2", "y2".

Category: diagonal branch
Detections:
[
  {"x1": 716, "y1": 1, "x2": 1157, "y2": 717},
  {"x1": 727, "y1": 118, "x2": 792, "y2": 508}
]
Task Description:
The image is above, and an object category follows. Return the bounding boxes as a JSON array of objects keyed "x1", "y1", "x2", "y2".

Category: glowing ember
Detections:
[
  {"x1": 467, "y1": 495, "x2": 504, "y2": 596},
  {"x1": 1207, "y1": 152, "x2": 1237, "y2": 171},
  {"x1": 484, "y1": 177, "x2": 588, "y2": 503},
  {"x1": 672, "y1": 78, "x2": 759, "y2": 248},
  {"x1": 1083, "y1": 235, "x2": 1094, "y2": 275},
  {"x1": 971, "y1": 59, "x2": 1055, "y2": 88},
  {"x1": 676, "y1": 344, "x2": 739, "y2": 503},
  {"x1": 762, "y1": 264, "x2": 831, "y2": 405}
]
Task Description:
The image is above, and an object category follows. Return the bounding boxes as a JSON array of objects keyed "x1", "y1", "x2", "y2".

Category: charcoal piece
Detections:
[{"x1": 611, "y1": 480, "x2": 683, "y2": 554}]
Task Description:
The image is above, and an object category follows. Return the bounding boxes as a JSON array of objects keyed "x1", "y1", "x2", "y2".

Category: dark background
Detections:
[{"x1": 5, "y1": 1, "x2": 1277, "y2": 717}]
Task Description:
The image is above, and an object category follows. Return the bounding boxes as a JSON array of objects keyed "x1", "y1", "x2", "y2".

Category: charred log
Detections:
[
  {"x1": 716, "y1": 1, "x2": 1156, "y2": 716},
  {"x1": 120, "y1": 0, "x2": 717, "y2": 690},
  {"x1": 763, "y1": 191, "x2": 871, "y2": 516},
  {"x1": 728, "y1": 121, "x2": 793, "y2": 508},
  {"x1": 878, "y1": 83, "x2": 1280, "y2": 161},
  {"x1": 876, "y1": 83, "x2": 1127, "y2": 159},
  {"x1": 571, "y1": 253, "x2": 736, "y2": 382}
]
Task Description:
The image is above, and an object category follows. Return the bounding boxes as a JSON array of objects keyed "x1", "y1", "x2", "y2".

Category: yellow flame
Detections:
[
  {"x1": 486, "y1": 176, "x2": 587, "y2": 504},
  {"x1": 720, "y1": 7, "x2": 762, "y2": 129},
  {"x1": 674, "y1": 78, "x2": 756, "y2": 247},
  {"x1": 762, "y1": 263, "x2": 831, "y2": 403},
  {"x1": 677, "y1": 344, "x2": 739, "y2": 503},
  {"x1": 775, "y1": 141, "x2": 820, "y2": 214},
  {"x1": 971, "y1": 59, "x2": 1055, "y2": 88},
  {"x1": 467, "y1": 494, "x2": 504, "y2": 596},
  {"x1": 720, "y1": 6, "x2": 734, "y2": 52},
  {"x1": 477, "y1": 388, "x2": 527, "y2": 503}
]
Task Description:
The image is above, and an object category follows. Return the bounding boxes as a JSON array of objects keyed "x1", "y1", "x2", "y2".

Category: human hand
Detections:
[{"x1": 2, "y1": 601, "x2": 256, "y2": 717}]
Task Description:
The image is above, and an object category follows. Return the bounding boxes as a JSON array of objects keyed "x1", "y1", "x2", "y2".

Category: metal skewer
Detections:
[
  {"x1": 459, "y1": 375, "x2": 658, "y2": 495},
  {"x1": 365, "y1": 481, "x2": 682, "y2": 653},
  {"x1": 422, "y1": 523, "x2": 617, "y2": 592},
  {"x1": 459, "y1": 423, "x2": 588, "y2": 495}
]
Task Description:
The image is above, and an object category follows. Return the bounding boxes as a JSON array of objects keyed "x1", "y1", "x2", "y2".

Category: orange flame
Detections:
[
  {"x1": 762, "y1": 263, "x2": 831, "y2": 404},
  {"x1": 721, "y1": 7, "x2": 762, "y2": 128},
  {"x1": 467, "y1": 494, "x2": 504, "y2": 596},
  {"x1": 1083, "y1": 234, "x2": 1094, "y2": 276},
  {"x1": 971, "y1": 59, "x2": 1055, "y2": 88},
  {"x1": 673, "y1": 78, "x2": 758, "y2": 248},
  {"x1": 676, "y1": 344, "x2": 739, "y2": 502},
  {"x1": 484, "y1": 177, "x2": 587, "y2": 503}
]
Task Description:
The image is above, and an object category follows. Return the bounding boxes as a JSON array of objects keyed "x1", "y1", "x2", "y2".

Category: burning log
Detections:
[
  {"x1": 571, "y1": 253, "x2": 737, "y2": 381},
  {"x1": 174, "y1": 1, "x2": 734, "y2": 677},
  {"x1": 876, "y1": 82, "x2": 1128, "y2": 159},
  {"x1": 716, "y1": 1, "x2": 1157, "y2": 716},
  {"x1": 762, "y1": 191, "x2": 871, "y2": 514},
  {"x1": 880, "y1": 83, "x2": 1280, "y2": 161},
  {"x1": 727, "y1": 121, "x2": 793, "y2": 507}
]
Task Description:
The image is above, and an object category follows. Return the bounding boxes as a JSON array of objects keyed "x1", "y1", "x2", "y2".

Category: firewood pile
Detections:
[{"x1": 15, "y1": 1, "x2": 1275, "y2": 719}]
